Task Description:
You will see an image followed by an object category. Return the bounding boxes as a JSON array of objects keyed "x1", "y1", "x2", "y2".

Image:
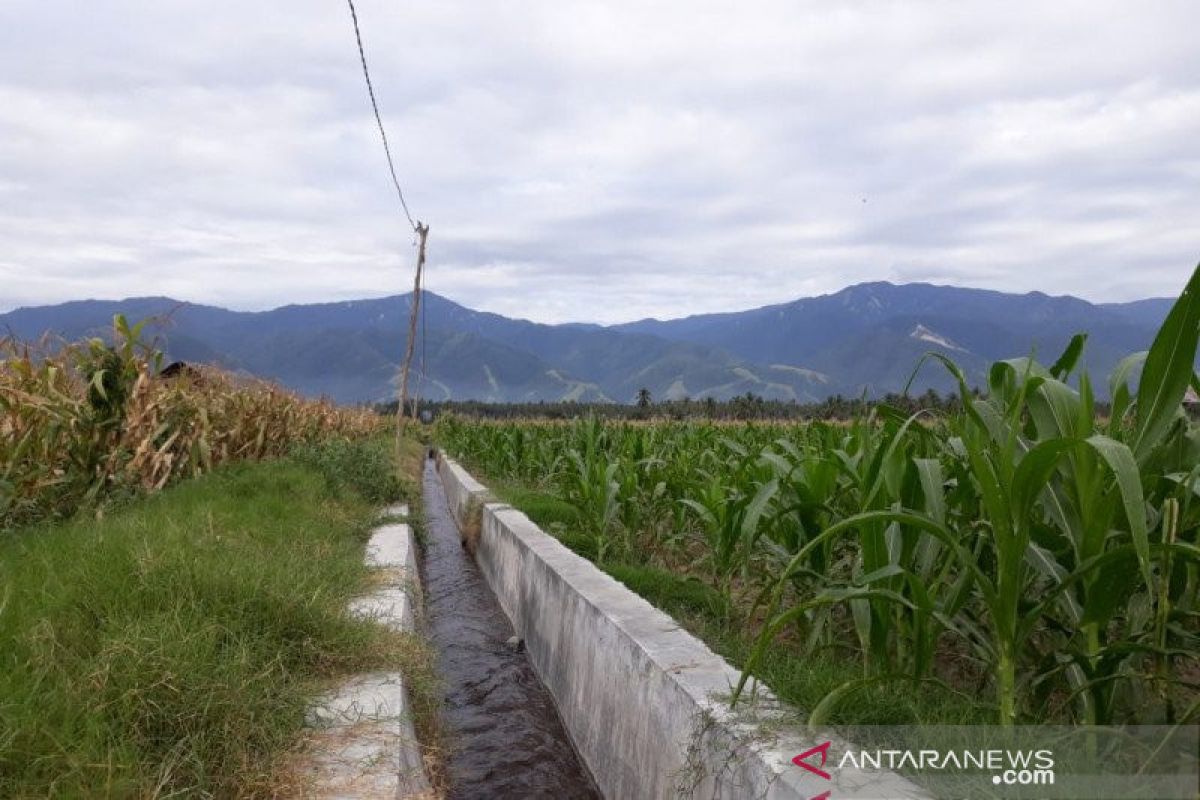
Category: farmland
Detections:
[
  {"x1": 0, "y1": 315, "x2": 381, "y2": 530},
  {"x1": 0, "y1": 319, "x2": 428, "y2": 796},
  {"x1": 437, "y1": 268, "x2": 1200, "y2": 726}
]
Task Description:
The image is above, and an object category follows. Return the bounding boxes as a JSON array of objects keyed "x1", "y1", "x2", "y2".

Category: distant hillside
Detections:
[
  {"x1": 616, "y1": 282, "x2": 1179, "y2": 398},
  {"x1": 0, "y1": 282, "x2": 1180, "y2": 403}
]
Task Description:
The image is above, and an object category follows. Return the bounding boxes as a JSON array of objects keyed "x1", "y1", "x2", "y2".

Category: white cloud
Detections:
[{"x1": 1, "y1": 0, "x2": 1197, "y2": 323}]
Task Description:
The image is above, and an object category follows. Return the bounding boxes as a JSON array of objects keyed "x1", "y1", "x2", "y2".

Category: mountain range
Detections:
[{"x1": 0, "y1": 282, "x2": 1180, "y2": 404}]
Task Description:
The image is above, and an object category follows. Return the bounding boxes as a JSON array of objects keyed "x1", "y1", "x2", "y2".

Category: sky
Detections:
[{"x1": 1, "y1": 1, "x2": 1197, "y2": 324}]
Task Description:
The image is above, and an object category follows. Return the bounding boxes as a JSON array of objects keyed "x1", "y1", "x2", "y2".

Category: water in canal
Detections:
[{"x1": 419, "y1": 456, "x2": 601, "y2": 799}]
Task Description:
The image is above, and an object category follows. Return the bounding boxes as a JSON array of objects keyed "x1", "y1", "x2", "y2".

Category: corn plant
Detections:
[
  {"x1": 680, "y1": 437, "x2": 776, "y2": 597},
  {"x1": 435, "y1": 265, "x2": 1200, "y2": 725},
  {"x1": 734, "y1": 265, "x2": 1200, "y2": 724},
  {"x1": 0, "y1": 316, "x2": 382, "y2": 529}
]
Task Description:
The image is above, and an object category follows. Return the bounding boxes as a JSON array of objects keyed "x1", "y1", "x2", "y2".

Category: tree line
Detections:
[{"x1": 372, "y1": 387, "x2": 1039, "y2": 421}]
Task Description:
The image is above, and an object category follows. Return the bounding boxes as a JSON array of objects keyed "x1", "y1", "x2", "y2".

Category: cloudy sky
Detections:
[{"x1": 1, "y1": 1, "x2": 1197, "y2": 323}]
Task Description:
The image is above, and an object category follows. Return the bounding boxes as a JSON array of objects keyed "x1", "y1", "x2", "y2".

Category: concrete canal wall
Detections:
[{"x1": 436, "y1": 454, "x2": 923, "y2": 800}]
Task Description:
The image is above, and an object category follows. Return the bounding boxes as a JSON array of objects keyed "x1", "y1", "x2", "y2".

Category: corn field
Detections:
[
  {"x1": 437, "y1": 266, "x2": 1200, "y2": 726},
  {"x1": 0, "y1": 315, "x2": 382, "y2": 529}
]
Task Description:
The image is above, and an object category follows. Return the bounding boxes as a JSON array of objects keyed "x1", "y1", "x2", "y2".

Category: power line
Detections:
[
  {"x1": 345, "y1": 0, "x2": 417, "y2": 230},
  {"x1": 343, "y1": 0, "x2": 429, "y2": 437}
]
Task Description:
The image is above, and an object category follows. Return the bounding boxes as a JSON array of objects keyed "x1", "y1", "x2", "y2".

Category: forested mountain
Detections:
[{"x1": 1, "y1": 282, "x2": 1175, "y2": 403}]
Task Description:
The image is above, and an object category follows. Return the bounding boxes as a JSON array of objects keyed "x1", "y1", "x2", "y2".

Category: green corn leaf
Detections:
[
  {"x1": 741, "y1": 477, "x2": 777, "y2": 541},
  {"x1": 855, "y1": 564, "x2": 906, "y2": 585},
  {"x1": 1027, "y1": 378, "x2": 1081, "y2": 441},
  {"x1": 1011, "y1": 438, "x2": 1075, "y2": 520},
  {"x1": 1134, "y1": 265, "x2": 1200, "y2": 460},
  {"x1": 1050, "y1": 333, "x2": 1088, "y2": 380},
  {"x1": 89, "y1": 369, "x2": 109, "y2": 401},
  {"x1": 1025, "y1": 542, "x2": 1082, "y2": 625},
  {"x1": 1085, "y1": 434, "x2": 1151, "y2": 587},
  {"x1": 914, "y1": 458, "x2": 946, "y2": 524},
  {"x1": 1108, "y1": 350, "x2": 1147, "y2": 427},
  {"x1": 1079, "y1": 549, "x2": 1141, "y2": 628},
  {"x1": 807, "y1": 676, "x2": 894, "y2": 728}
]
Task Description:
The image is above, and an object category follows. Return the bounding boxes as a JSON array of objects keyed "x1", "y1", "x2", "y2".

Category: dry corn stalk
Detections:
[{"x1": 0, "y1": 318, "x2": 383, "y2": 528}]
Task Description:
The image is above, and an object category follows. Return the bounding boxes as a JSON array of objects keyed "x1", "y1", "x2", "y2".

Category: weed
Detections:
[{"x1": 0, "y1": 458, "x2": 401, "y2": 796}]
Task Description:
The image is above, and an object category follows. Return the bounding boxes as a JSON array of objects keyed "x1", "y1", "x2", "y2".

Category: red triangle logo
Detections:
[{"x1": 792, "y1": 741, "x2": 833, "y2": 781}]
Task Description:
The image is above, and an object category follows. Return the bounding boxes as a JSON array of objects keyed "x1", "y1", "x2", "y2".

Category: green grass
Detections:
[
  {"x1": 494, "y1": 483, "x2": 580, "y2": 528},
  {"x1": 604, "y1": 563, "x2": 731, "y2": 620},
  {"x1": 492, "y1": 482, "x2": 600, "y2": 558},
  {"x1": 0, "y1": 443, "x2": 419, "y2": 798},
  {"x1": 292, "y1": 435, "x2": 406, "y2": 505}
]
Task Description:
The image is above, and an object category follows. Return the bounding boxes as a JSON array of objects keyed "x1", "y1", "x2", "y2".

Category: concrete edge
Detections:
[
  {"x1": 436, "y1": 452, "x2": 927, "y2": 800},
  {"x1": 303, "y1": 509, "x2": 434, "y2": 799}
]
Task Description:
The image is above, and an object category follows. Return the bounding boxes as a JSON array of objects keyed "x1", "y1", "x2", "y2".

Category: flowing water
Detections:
[{"x1": 419, "y1": 457, "x2": 601, "y2": 799}]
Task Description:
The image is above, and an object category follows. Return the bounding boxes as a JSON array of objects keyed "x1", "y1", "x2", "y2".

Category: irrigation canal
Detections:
[{"x1": 420, "y1": 455, "x2": 601, "y2": 799}]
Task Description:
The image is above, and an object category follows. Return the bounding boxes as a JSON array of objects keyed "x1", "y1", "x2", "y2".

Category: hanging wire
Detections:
[
  {"x1": 345, "y1": 0, "x2": 418, "y2": 231},
  {"x1": 343, "y1": 0, "x2": 430, "y2": 430}
]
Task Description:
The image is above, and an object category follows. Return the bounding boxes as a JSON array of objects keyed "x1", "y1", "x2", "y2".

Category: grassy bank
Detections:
[{"x1": 0, "y1": 438, "x2": 427, "y2": 798}]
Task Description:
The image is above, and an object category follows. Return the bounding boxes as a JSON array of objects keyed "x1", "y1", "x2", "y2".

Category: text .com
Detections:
[{"x1": 993, "y1": 767, "x2": 1055, "y2": 786}]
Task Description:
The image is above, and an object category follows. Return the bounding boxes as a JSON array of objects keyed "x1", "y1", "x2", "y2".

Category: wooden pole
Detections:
[{"x1": 396, "y1": 222, "x2": 429, "y2": 446}]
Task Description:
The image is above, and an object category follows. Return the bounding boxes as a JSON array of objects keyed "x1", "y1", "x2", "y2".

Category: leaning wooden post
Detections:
[{"x1": 396, "y1": 222, "x2": 429, "y2": 447}]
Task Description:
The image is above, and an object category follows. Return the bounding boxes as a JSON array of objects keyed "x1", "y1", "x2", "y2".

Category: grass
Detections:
[
  {"x1": 0, "y1": 439, "x2": 427, "y2": 798},
  {"x1": 491, "y1": 481, "x2": 596, "y2": 556},
  {"x1": 292, "y1": 435, "x2": 406, "y2": 505},
  {"x1": 491, "y1": 482, "x2": 989, "y2": 725}
]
